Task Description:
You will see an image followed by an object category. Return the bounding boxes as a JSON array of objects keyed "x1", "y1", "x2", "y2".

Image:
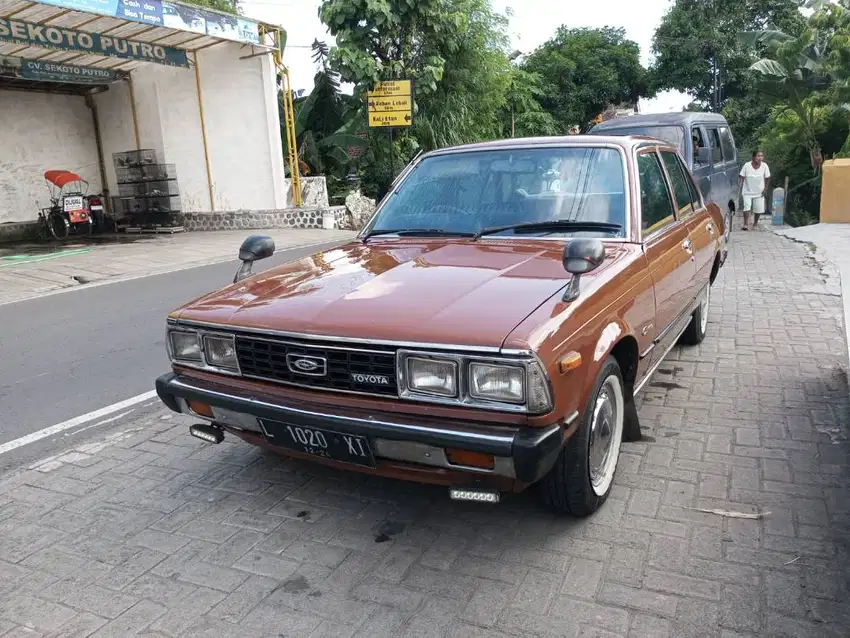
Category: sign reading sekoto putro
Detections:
[{"x1": 0, "y1": 18, "x2": 189, "y2": 68}]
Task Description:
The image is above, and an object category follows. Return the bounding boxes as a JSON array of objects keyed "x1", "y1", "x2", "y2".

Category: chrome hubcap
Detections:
[
  {"x1": 588, "y1": 376, "x2": 624, "y2": 496},
  {"x1": 700, "y1": 286, "x2": 710, "y2": 334}
]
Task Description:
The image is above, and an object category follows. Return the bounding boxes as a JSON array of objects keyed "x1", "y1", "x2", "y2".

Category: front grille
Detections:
[{"x1": 234, "y1": 335, "x2": 399, "y2": 397}]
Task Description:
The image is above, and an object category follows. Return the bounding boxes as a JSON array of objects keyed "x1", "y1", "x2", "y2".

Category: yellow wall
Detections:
[{"x1": 820, "y1": 159, "x2": 850, "y2": 224}]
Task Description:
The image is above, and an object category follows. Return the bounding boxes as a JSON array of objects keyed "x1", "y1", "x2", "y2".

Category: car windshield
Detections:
[
  {"x1": 365, "y1": 147, "x2": 627, "y2": 239},
  {"x1": 594, "y1": 125, "x2": 686, "y2": 156}
]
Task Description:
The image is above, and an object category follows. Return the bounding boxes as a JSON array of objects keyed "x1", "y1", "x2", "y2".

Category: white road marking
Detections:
[{"x1": 0, "y1": 391, "x2": 157, "y2": 456}]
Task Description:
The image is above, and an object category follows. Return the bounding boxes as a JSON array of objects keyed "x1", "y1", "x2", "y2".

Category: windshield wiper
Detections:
[
  {"x1": 362, "y1": 228, "x2": 476, "y2": 243},
  {"x1": 473, "y1": 220, "x2": 622, "y2": 240}
]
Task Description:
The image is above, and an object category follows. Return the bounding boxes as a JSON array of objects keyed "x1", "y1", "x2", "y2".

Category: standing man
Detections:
[{"x1": 739, "y1": 150, "x2": 771, "y2": 230}]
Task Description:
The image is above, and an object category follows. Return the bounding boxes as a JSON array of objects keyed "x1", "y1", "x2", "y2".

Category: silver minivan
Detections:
[{"x1": 590, "y1": 112, "x2": 739, "y2": 242}]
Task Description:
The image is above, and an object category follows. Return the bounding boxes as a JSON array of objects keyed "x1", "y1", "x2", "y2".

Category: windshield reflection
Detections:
[{"x1": 366, "y1": 147, "x2": 627, "y2": 239}]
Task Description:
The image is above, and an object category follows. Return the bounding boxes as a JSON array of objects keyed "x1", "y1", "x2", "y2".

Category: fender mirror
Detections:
[
  {"x1": 562, "y1": 238, "x2": 605, "y2": 302},
  {"x1": 233, "y1": 235, "x2": 275, "y2": 284}
]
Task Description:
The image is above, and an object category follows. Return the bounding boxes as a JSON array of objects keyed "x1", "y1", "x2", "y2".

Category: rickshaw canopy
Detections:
[{"x1": 44, "y1": 170, "x2": 88, "y2": 189}]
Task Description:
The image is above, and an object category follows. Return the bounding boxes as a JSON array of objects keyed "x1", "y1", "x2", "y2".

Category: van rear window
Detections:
[{"x1": 592, "y1": 125, "x2": 686, "y2": 155}]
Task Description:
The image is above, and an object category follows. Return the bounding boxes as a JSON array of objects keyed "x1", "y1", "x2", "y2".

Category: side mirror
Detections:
[
  {"x1": 233, "y1": 235, "x2": 275, "y2": 284},
  {"x1": 562, "y1": 239, "x2": 605, "y2": 302},
  {"x1": 696, "y1": 147, "x2": 712, "y2": 164}
]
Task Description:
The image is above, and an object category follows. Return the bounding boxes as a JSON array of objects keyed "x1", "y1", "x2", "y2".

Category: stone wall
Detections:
[
  {"x1": 283, "y1": 176, "x2": 329, "y2": 209},
  {"x1": 0, "y1": 221, "x2": 40, "y2": 243},
  {"x1": 179, "y1": 208, "x2": 327, "y2": 231}
]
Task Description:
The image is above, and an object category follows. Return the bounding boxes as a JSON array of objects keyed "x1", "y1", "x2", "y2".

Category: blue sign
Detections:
[
  {"x1": 117, "y1": 0, "x2": 164, "y2": 27},
  {"x1": 33, "y1": 0, "x2": 260, "y2": 45}
]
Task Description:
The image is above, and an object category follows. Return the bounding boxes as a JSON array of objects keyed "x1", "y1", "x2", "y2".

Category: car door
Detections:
[
  {"x1": 659, "y1": 150, "x2": 714, "y2": 297},
  {"x1": 705, "y1": 125, "x2": 733, "y2": 211},
  {"x1": 691, "y1": 125, "x2": 713, "y2": 200},
  {"x1": 719, "y1": 124, "x2": 740, "y2": 212},
  {"x1": 637, "y1": 149, "x2": 697, "y2": 366}
]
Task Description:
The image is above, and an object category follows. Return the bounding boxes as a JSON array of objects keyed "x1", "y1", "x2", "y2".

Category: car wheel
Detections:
[
  {"x1": 539, "y1": 357, "x2": 625, "y2": 516},
  {"x1": 680, "y1": 285, "x2": 710, "y2": 345}
]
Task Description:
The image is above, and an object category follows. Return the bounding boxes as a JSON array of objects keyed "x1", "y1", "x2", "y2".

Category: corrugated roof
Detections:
[{"x1": 0, "y1": 0, "x2": 276, "y2": 73}]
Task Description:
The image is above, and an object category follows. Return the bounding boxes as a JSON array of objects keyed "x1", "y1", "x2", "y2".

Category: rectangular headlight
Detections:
[
  {"x1": 406, "y1": 357, "x2": 457, "y2": 397},
  {"x1": 203, "y1": 335, "x2": 238, "y2": 371},
  {"x1": 169, "y1": 330, "x2": 201, "y2": 362},
  {"x1": 469, "y1": 362, "x2": 525, "y2": 403}
]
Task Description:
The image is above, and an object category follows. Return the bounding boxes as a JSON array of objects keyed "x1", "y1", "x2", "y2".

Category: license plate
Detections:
[
  {"x1": 63, "y1": 196, "x2": 84, "y2": 212},
  {"x1": 260, "y1": 420, "x2": 375, "y2": 467}
]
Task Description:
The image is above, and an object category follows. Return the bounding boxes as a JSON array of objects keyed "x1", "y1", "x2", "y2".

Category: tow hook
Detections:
[{"x1": 189, "y1": 423, "x2": 224, "y2": 444}]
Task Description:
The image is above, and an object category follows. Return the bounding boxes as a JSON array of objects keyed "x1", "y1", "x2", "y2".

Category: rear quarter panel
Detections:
[{"x1": 505, "y1": 244, "x2": 656, "y2": 428}]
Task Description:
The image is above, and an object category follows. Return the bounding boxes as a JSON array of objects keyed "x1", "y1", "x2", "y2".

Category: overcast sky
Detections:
[{"x1": 240, "y1": 0, "x2": 690, "y2": 114}]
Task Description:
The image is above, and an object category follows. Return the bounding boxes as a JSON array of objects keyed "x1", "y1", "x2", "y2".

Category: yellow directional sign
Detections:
[
  {"x1": 369, "y1": 111, "x2": 413, "y2": 127},
  {"x1": 367, "y1": 79, "x2": 412, "y2": 128},
  {"x1": 367, "y1": 79, "x2": 411, "y2": 98},
  {"x1": 368, "y1": 95, "x2": 411, "y2": 113}
]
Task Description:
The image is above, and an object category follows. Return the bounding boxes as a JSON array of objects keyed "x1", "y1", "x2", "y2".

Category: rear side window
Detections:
[
  {"x1": 719, "y1": 126, "x2": 736, "y2": 162},
  {"x1": 707, "y1": 128, "x2": 724, "y2": 164},
  {"x1": 637, "y1": 152, "x2": 675, "y2": 235},
  {"x1": 660, "y1": 151, "x2": 695, "y2": 217},
  {"x1": 692, "y1": 127, "x2": 709, "y2": 167}
]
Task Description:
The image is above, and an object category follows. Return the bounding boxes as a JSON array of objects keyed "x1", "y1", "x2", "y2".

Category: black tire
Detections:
[
  {"x1": 539, "y1": 357, "x2": 625, "y2": 516},
  {"x1": 49, "y1": 212, "x2": 69, "y2": 240},
  {"x1": 680, "y1": 285, "x2": 710, "y2": 346}
]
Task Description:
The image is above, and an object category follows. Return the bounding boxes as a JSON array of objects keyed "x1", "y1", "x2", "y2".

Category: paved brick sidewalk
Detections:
[
  {"x1": 0, "y1": 229, "x2": 847, "y2": 637},
  {"x1": 0, "y1": 229, "x2": 355, "y2": 305}
]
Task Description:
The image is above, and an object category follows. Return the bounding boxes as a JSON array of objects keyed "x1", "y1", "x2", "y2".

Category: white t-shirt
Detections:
[{"x1": 740, "y1": 161, "x2": 771, "y2": 196}]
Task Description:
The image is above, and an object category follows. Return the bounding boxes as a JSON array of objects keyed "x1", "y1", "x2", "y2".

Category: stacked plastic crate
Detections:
[{"x1": 112, "y1": 149, "x2": 183, "y2": 233}]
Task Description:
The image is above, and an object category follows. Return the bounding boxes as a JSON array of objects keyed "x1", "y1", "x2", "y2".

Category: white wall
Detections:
[
  {"x1": 1, "y1": 43, "x2": 286, "y2": 225},
  {"x1": 96, "y1": 42, "x2": 287, "y2": 213},
  {"x1": 0, "y1": 89, "x2": 102, "y2": 224}
]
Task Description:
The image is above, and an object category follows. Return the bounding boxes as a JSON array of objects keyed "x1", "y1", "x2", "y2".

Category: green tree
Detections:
[
  {"x1": 319, "y1": 0, "x2": 516, "y2": 196},
  {"x1": 522, "y1": 27, "x2": 649, "y2": 132},
  {"x1": 651, "y1": 0, "x2": 805, "y2": 109},
  {"x1": 501, "y1": 62, "x2": 557, "y2": 137},
  {"x1": 281, "y1": 41, "x2": 367, "y2": 186}
]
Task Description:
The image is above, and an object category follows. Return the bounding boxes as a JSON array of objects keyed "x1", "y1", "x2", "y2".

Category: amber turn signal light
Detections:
[
  {"x1": 188, "y1": 400, "x2": 214, "y2": 418},
  {"x1": 445, "y1": 448, "x2": 495, "y2": 470},
  {"x1": 559, "y1": 351, "x2": 582, "y2": 374}
]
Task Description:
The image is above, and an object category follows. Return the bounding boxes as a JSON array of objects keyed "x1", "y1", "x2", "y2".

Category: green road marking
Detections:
[{"x1": 0, "y1": 248, "x2": 93, "y2": 268}]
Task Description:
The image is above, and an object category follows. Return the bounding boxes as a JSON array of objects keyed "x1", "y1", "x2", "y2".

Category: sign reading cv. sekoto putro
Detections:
[
  {"x1": 0, "y1": 55, "x2": 120, "y2": 84},
  {"x1": 367, "y1": 79, "x2": 413, "y2": 128},
  {"x1": 0, "y1": 18, "x2": 189, "y2": 67}
]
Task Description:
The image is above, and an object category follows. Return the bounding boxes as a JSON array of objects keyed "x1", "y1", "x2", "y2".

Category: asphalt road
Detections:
[{"x1": 0, "y1": 239, "x2": 345, "y2": 447}]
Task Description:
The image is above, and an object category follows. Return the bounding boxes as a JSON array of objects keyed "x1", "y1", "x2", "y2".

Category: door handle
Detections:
[
  {"x1": 706, "y1": 223, "x2": 714, "y2": 234},
  {"x1": 683, "y1": 239, "x2": 693, "y2": 252}
]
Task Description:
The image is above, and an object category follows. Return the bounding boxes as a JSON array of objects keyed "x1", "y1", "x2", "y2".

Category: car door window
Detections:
[
  {"x1": 638, "y1": 152, "x2": 676, "y2": 236},
  {"x1": 682, "y1": 159, "x2": 703, "y2": 210},
  {"x1": 719, "y1": 126, "x2": 736, "y2": 163},
  {"x1": 692, "y1": 127, "x2": 709, "y2": 167},
  {"x1": 707, "y1": 128, "x2": 724, "y2": 164},
  {"x1": 660, "y1": 151, "x2": 695, "y2": 218}
]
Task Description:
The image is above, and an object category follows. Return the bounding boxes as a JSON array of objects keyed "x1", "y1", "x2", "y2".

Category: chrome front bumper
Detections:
[{"x1": 155, "y1": 372, "x2": 565, "y2": 483}]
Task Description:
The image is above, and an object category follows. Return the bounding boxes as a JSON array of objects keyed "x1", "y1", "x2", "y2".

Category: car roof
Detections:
[
  {"x1": 592, "y1": 111, "x2": 728, "y2": 129},
  {"x1": 426, "y1": 134, "x2": 674, "y2": 157}
]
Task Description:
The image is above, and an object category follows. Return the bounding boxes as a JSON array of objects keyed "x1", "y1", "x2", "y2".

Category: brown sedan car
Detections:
[{"x1": 156, "y1": 136, "x2": 727, "y2": 516}]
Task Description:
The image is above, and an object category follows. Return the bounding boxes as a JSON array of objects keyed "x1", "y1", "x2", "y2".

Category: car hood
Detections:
[{"x1": 173, "y1": 239, "x2": 621, "y2": 348}]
